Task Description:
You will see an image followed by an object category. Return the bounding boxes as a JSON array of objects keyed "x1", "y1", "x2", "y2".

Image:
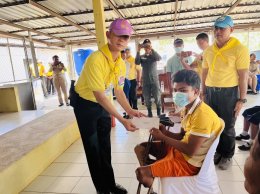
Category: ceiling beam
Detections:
[
  {"x1": 173, "y1": 0, "x2": 179, "y2": 31},
  {"x1": 40, "y1": 34, "x2": 92, "y2": 41},
  {"x1": 28, "y1": 0, "x2": 95, "y2": 36},
  {"x1": 0, "y1": 18, "x2": 65, "y2": 41},
  {"x1": 224, "y1": 0, "x2": 243, "y2": 15},
  {"x1": 105, "y1": 0, "x2": 124, "y2": 18},
  {"x1": 0, "y1": 30, "x2": 48, "y2": 45}
]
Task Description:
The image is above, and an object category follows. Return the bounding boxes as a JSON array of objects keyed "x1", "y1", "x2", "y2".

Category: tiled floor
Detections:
[{"x1": 6, "y1": 91, "x2": 259, "y2": 194}]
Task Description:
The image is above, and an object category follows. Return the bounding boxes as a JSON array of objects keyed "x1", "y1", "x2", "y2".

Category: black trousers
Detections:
[
  {"x1": 73, "y1": 96, "x2": 115, "y2": 193},
  {"x1": 205, "y1": 86, "x2": 238, "y2": 158},
  {"x1": 242, "y1": 106, "x2": 260, "y2": 125},
  {"x1": 129, "y1": 79, "x2": 138, "y2": 109}
]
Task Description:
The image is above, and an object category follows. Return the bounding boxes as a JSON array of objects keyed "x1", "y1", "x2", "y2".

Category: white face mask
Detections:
[
  {"x1": 174, "y1": 47, "x2": 183, "y2": 54},
  {"x1": 172, "y1": 92, "x2": 189, "y2": 108}
]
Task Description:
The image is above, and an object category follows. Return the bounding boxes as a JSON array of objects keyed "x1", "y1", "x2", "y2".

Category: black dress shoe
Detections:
[
  {"x1": 58, "y1": 103, "x2": 64, "y2": 107},
  {"x1": 110, "y1": 184, "x2": 127, "y2": 194},
  {"x1": 235, "y1": 134, "x2": 250, "y2": 141},
  {"x1": 238, "y1": 142, "x2": 252, "y2": 151}
]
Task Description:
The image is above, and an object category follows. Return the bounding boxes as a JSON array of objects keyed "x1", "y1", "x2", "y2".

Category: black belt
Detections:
[{"x1": 207, "y1": 86, "x2": 237, "y2": 92}]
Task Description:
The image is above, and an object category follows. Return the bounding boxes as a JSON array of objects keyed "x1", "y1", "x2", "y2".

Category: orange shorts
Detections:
[{"x1": 150, "y1": 147, "x2": 200, "y2": 177}]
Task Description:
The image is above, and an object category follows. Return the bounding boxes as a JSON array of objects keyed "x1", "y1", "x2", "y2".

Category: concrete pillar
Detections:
[
  {"x1": 28, "y1": 31, "x2": 39, "y2": 77},
  {"x1": 92, "y1": 0, "x2": 107, "y2": 49},
  {"x1": 66, "y1": 45, "x2": 76, "y2": 80}
]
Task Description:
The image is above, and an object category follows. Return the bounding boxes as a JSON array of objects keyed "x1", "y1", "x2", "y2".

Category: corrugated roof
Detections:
[{"x1": 0, "y1": 0, "x2": 259, "y2": 46}]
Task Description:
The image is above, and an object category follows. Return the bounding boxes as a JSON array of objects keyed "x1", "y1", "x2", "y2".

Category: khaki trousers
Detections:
[{"x1": 54, "y1": 73, "x2": 68, "y2": 104}]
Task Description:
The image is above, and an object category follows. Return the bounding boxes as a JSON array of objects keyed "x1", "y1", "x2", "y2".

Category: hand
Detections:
[
  {"x1": 122, "y1": 119, "x2": 138, "y2": 132},
  {"x1": 137, "y1": 81, "x2": 141, "y2": 87},
  {"x1": 195, "y1": 53, "x2": 203, "y2": 60},
  {"x1": 150, "y1": 128, "x2": 165, "y2": 140},
  {"x1": 137, "y1": 44, "x2": 143, "y2": 52},
  {"x1": 159, "y1": 124, "x2": 167, "y2": 134},
  {"x1": 234, "y1": 101, "x2": 244, "y2": 117},
  {"x1": 180, "y1": 51, "x2": 192, "y2": 58},
  {"x1": 127, "y1": 109, "x2": 146, "y2": 118},
  {"x1": 168, "y1": 110, "x2": 180, "y2": 117}
]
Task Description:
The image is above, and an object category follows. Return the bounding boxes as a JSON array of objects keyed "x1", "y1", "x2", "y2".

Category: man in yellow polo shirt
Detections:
[
  {"x1": 37, "y1": 60, "x2": 48, "y2": 97},
  {"x1": 73, "y1": 19, "x2": 145, "y2": 194},
  {"x1": 135, "y1": 69, "x2": 223, "y2": 187},
  {"x1": 125, "y1": 48, "x2": 141, "y2": 110},
  {"x1": 202, "y1": 15, "x2": 249, "y2": 170}
]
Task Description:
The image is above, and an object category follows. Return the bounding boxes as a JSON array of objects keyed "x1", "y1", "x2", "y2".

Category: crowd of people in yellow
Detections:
[
  {"x1": 69, "y1": 15, "x2": 260, "y2": 194},
  {"x1": 28, "y1": 14, "x2": 260, "y2": 194}
]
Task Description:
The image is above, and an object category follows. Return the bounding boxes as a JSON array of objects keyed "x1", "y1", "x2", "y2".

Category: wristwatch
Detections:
[{"x1": 238, "y1": 98, "x2": 247, "y2": 103}]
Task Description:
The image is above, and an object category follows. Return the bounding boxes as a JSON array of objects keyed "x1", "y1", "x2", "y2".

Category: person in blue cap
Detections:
[{"x1": 202, "y1": 15, "x2": 250, "y2": 170}]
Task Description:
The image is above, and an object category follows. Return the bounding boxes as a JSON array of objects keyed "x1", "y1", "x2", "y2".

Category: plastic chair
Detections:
[
  {"x1": 159, "y1": 73, "x2": 174, "y2": 113},
  {"x1": 158, "y1": 118, "x2": 225, "y2": 194}
]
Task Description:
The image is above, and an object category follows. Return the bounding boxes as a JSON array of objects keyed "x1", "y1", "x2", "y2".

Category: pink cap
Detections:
[{"x1": 109, "y1": 18, "x2": 133, "y2": 36}]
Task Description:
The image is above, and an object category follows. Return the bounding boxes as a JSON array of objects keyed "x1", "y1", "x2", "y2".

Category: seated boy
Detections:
[
  {"x1": 236, "y1": 106, "x2": 260, "y2": 151},
  {"x1": 135, "y1": 69, "x2": 224, "y2": 187}
]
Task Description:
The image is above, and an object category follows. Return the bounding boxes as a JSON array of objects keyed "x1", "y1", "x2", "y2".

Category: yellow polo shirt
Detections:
[
  {"x1": 37, "y1": 63, "x2": 45, "y2": 77},
  {"x1": 75, "y1": 44, "x2": 126, "y2": 103},
  {"x1": 126, "y1": 56, "x2": 141, "y2": 80},
  {"x1": 193, "y1": 57, "x2": 203, "y2": 79},
  {"x1": 181, "y1": 98, "x2": 223, "y2": 167},
  {"x1": 202, "y1": 37, "x2": 249, "y2": 87}
]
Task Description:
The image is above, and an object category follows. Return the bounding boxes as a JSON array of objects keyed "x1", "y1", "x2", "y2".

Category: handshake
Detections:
[{"x1": 180, "y1": 51, "x2": 193, "y2": 58}]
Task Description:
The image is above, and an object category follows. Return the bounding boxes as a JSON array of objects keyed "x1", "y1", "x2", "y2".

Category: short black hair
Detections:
[
  {"x1": 174, "y1": 38, "x2": 184, "y2": 45},
  {"x1": 196, "y1": 33, "x2": 209, "y2": 42},
  {"x1": 143, "y1": 39, "x2": 151, "y2": 44},
  {"x1": 173, "y1": 69, "x2": 201, "y2": 89},
  {"x1": 121, "y1": 50, "x2": 126, "y2": 53},
  {"x1": 250, "y1": 53, "x2": 256, "y2": 57},
  {"x1": 52, "y1": 55, "x2": 58, "y2": 59}
]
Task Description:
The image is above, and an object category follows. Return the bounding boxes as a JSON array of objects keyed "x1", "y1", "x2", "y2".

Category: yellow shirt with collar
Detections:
[
  {"x1": 202, "y1": 37, "x2": 249, "y2": 87},
  {"x1": 126, "y1": 56, "x2": 141, "y2": 80},
  {"x1": 37, "y1": 63, "x2": 45, "y2": 77},
  {"x1": 75, "y1": 44, "x2": 126, "y2": 103},
  {"x1": 181, "y1": 99, "x2": 223, "y2": 167},
  {"x1": 193, "y1": 56, "x2": 203, "y2": 79}
]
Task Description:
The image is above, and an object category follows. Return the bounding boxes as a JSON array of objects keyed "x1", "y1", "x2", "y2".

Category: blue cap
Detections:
[{"x1": 214, "y1": 15, "x2": 234, "y2": 28}]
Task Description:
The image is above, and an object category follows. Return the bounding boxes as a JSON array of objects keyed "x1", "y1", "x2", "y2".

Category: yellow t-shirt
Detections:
[
  {"x1": 202, "y1": 37, "x2": 249, "y2": 87},
  {"x1": 37, "y1": 63, "x2": 45, "y2": 77},
  {"x1": 181, "y1": 98, "x2": 223, "y2": 167},
  {"x1": 46, "y1": 70, "x2": 53, "y2": 77},
  {"x1": 193, "y1": 57, "x2": 203, "y2": 79},
  {"x1": 75, "y1": 44, "x2": 126, "y2": 103},
  {"x1": 126, "y1": 56, "x2": 141, "y2": 80}
]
